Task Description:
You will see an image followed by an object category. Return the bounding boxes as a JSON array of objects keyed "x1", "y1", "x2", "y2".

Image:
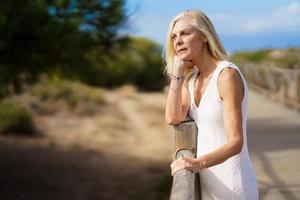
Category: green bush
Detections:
[
  {"x1": 230, "y1": 50, "x2": 271, "y2": 63},
  {"x1": 30, "y1": 76, "x2": 105, "y2": 107},
  {"x1": 0, "y1": 101, "x2": 36, "y2": 135},
  {"x1": 84, "y1": 37, "x2": 166, "y2": 90}
]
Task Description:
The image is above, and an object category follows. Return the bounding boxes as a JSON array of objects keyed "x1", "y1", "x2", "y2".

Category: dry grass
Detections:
[
  {"x1": 30, "y1": 77, "x2": 105, "y2": 115},
  {"x1": 230, "y1": 48, "x2": 300, "y2": 69},
  {"x1": 0, "y1": 84, "x2": 173, "y2": 200}
]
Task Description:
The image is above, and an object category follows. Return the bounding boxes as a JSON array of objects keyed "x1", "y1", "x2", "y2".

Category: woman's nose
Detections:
[{"x1": 175, "y1": 37, "x2": 183, "y2": 46}]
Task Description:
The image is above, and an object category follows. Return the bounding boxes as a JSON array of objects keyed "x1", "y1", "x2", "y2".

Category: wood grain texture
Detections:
[
  {"x1": 173, "y1": 121, "x2": 198, "y2": 160},
  {"x1": 170, "y1": 120, "x2": 201, "y2": 200}
]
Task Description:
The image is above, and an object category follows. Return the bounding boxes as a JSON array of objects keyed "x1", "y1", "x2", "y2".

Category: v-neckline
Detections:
[{"x1": 192, "y1": 61, "x2": 223, "y2": 109}]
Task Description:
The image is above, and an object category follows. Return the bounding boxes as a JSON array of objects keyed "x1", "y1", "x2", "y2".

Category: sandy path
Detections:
[
  {"x1": 247, "y1": 90, "x2": 300, "y2": 200},
  {"x1": 0, "y1": 86, "x2": 299, "y2": 200},
  {"x1": 0, "y1": 86, "x2": 173, "y2": 200}
]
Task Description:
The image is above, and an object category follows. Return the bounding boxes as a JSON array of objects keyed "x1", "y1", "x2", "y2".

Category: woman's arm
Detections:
[
  {"x1": 165, "y1": 57, "x2": 193, "y2": 125},
  {"x1": 165, "y1": 73, "x2": 192, "y2": 125},
  {"x1": 171, "y1": 67, "x2": 244, "y2": 174}
]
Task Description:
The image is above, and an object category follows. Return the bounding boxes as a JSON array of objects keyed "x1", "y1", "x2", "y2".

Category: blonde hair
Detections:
[{"x1": 163, "y1": 10, "x2": 227, "y2": 75}]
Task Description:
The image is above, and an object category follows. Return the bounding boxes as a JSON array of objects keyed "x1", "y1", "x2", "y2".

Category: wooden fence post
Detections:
[{"x1": 169, "y1": 119, "x2": 201, "y2": 200}]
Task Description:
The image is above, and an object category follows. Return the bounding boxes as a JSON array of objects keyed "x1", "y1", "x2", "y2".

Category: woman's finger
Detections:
[
  {"x1": 171, "y1": 165, "x2": 185, "y2": 176},
  {"x1": 170, "y1": 158, "x2": 189, "y2": 175}
]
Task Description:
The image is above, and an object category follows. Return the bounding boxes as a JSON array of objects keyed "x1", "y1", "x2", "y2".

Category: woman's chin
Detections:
[{"x1": 178, "y1": 54, "x2": 191, "y2": 61}]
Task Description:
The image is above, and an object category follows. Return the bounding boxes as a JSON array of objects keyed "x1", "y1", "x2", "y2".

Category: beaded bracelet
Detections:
[{"x1": 168, "y1": 73, "x2": 185, "y2": 81}]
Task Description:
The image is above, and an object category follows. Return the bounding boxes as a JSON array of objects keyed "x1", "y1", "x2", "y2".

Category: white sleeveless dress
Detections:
[{"x1": 188, "y1": 60, "x2": 258, "y2": 200}]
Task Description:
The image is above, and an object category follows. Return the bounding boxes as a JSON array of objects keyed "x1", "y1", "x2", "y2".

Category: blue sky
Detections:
[{"x1": 124, "y1": 0, "x2": 300, "y2": 52}]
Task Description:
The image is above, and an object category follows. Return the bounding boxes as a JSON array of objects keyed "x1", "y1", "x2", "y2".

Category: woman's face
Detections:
[{"x1": 171, "y1": 18, "x2": 207, "y2": 61}]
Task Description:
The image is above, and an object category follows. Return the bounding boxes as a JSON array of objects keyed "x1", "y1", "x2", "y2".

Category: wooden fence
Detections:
[
  {"x1": 239, "y1": 63, "x2": 300, "y2": 111},
  {"x1": 169, "y1": 120, "x2": 201, "y2": 200}
]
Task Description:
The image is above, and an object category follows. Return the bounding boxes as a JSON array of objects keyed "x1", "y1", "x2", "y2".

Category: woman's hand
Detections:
[
  {"x1": 173, "y1": 56, "x2": 194, "y2": 76},
  {"x1": 170, "y1": 157, "x2": 205, "y2": 176}
]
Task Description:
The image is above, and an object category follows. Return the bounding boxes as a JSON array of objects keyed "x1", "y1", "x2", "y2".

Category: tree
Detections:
[
  {"x1": 0, "y1": 0, "x2": 128, "y2": 97},
  {"x1": 85, "y1": 37, "x2": 166, "y2": 90}
]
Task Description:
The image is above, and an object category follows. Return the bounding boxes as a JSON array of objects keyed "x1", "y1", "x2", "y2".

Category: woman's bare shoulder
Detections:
[{"x1": 218, "y1": 67, "x2": 244, "y2": 101}]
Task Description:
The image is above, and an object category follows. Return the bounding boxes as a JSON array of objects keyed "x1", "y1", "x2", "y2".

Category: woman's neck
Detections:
[{"x1": 193, "y1": 48, "x2": 219, "y2": 78}]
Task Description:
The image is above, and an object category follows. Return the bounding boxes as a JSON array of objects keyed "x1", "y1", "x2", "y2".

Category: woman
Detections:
[{"x1": 164, "y1": 10, "x2": 258, "y2": 199}]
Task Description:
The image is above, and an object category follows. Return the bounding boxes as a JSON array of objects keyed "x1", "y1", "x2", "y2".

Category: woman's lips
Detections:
[{"x1": 177, "y1": 48, "x2": 188, "y2": 54}]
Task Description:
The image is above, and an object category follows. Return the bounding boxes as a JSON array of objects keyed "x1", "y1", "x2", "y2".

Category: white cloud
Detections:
[
  {"x1": 275, "y1": 1, "x2": 300, "y2": 15},
  {"x1": 125, "y1": 1, "x2": 300, "y2": 44},
  {"x1": 213, "y1": 1, "x2": 300, "y2": 35}
]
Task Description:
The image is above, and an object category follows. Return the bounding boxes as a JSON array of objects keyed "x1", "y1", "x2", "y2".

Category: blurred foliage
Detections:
[
  {"x1": 30, "y1": 76, "x2": 105, "y2": 107},
  {"x1": 0, "y1": 0, "x2": 166, "y2": 98},
  {"x1": 230, "y1": 48, "x2": 300, "y2": 69},
  {"x1": 0, "y1": 100, "x2": 36, "y2": 135},
  {"x1": 0, "y1": 0, "x2": 137, "y2": 98},
  {"x1": 131, "y1": 38, "x2": 166, "y2": 90},
  {"x1": 85, "y1": 37, "x2": 166, "y2": 90}
]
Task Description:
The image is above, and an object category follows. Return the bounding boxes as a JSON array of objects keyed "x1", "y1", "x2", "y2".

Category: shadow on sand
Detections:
[{"x1": 0, "y1": 137, "x2": 171, "y2": 200}]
